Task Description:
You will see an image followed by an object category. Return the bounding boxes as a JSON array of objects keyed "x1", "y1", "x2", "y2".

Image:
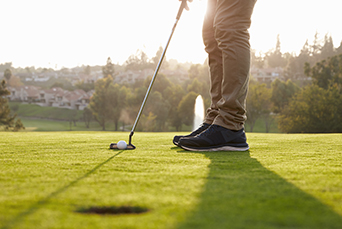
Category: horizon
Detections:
[{"x1": 1, "y1": 0, "x2": 342, "y2": 70}]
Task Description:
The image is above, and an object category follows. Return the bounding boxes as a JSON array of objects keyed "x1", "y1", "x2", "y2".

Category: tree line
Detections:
[
  {"x1": 252, "y1": 33, "x2": 342, "y2": 82},
  {"x1": 0, "y1": 80, "x2": 25, "y2": 131},
  {"x1": 247, "y1": 33, "x2": 342, "y2": 133},
  {"x1": 248, "y1": 53, "x2": 342, "y2": 133},
  {"x1": 88, "y1": 57, "x2": 210, "y2": 131},
  {"x1": 2, "y1": 33, "x2": 342, "y2": 133},
  {"x1": 88, "y1": 33, "x2": 342, "y2": 133}
]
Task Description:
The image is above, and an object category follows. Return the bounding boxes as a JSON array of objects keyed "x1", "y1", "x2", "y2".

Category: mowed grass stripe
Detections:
[{"x1": 0, "y1": 132, "x2": 342, "y2": 229}]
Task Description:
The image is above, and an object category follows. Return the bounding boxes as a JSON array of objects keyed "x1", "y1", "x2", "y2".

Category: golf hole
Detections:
[{"x1": 76, "y1": 206, "x2": 149, "y2": 215}]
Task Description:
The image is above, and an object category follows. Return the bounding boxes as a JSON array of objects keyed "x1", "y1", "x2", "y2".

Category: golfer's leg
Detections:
[
  {"x1": 202, "y1": 0, "x2": 222, "y2": 125},
  {"x1": 213, "y1": 0, "x2": 256, "y2": 130}
]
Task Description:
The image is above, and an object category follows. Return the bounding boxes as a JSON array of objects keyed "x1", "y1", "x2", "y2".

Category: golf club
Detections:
[{"x1": 110, "y1": 0, "x2": 189, "y2": 150}]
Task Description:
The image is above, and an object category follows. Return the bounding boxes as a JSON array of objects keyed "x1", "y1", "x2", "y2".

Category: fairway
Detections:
[{"x1": 1, "y1": 132, "x2": 342, "y2": 229}]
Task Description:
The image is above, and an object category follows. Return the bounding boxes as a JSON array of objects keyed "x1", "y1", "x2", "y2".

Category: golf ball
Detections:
[{"x1": 117, "y1": 140, "x2": 127, "y2": 150}]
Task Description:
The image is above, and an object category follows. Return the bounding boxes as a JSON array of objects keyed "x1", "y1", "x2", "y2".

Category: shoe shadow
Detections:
[{"x1": 176, "y1": 150, "x2": 342, "y2": 229}]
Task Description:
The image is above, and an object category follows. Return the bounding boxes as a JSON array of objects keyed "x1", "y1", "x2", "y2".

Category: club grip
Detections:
[{"x1": 176, "y1": 0, "x2": 187, "y2": 20}]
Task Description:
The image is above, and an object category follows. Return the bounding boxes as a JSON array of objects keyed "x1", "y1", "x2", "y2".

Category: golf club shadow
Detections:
[
  {"x1": 176, "y1": 150, "x2": 342, "y2": 228},
  {"x1": 1, "y1": 151, "x2": 124, "y2": 229}
]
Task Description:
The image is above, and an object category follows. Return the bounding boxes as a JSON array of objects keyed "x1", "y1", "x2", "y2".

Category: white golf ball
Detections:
[{"x1": 117, "y1": 140, "x2": 127, "y2": 150}]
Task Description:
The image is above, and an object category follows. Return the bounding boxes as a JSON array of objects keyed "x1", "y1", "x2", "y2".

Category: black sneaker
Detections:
[
  {"x1": 173, "y1": 123, "x2": 210, "y2": 146},
  {"x1": 178, "y1": 124, "x2": 249, "y2": 151}
]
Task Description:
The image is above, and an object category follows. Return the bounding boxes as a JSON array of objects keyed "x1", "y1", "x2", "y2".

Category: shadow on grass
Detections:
[
  {"x1": 177, "y1": 151, "x2": 342, "y2": 229},
  {"x1": 1, "y1": 151, "x2": 123, "y2": 229}
]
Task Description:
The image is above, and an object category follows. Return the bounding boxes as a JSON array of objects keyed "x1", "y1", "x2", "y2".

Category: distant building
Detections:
[
  {"x1": 8, "y1": 85, "x2": 40, "y2": 102},
  {"x1": 114, "y1": 69, "x2": 154, "y2": 84},
  {"x1": 8, "y1": 86, "x2": 93, "y2": 110},
  {"x1": 250, "y1": 67, "x2": 284, "y2": 82},
  {"x1": 113, "y1": 68, "x2": 189, "y2": 85},
  {"x1": 160, "y1": 69, "x2": 188, "y2": 82}
]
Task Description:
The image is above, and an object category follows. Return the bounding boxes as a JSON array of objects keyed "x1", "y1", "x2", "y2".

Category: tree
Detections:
[
  {"x1": 278, "y1": 85, "x2": 342, "y2": 133},
  {"x1": 336, "y1": 41, "x2": 342, "y2": 55},
  {"x1": 311, "y1": 31, "x2": 323, "y2": 64},
  {"x1": 51, "y1": 82, "x2": 64, "y2": 88},
  {"x1": 187, "y1": 63, "x2": 210, "y2": 100},
  {"x1": 188, "y1": 64, "x2": 201, "y2": 80},
  {"x1": 83, "y1": 65, "x2": 91, "y2": 75},
  {"x1": 271, "y1": 78, "x2": 300, "y2": 113},
  {"x1": 146, "y1": 91, "x2": 171, "y2": 131},
  {"x1": 0, "y1": 62, "x2": 12, "y2": 72},
  {"x1": 140, "y1": 112, "x2": 157, "y2": 132},
  {"x1": 187, "y1": 78, "x2": 203, "y2": 95},
  {"x1": 83, "y1": 107, "x2": 93, "y2": 128},
  {"x1": 89, "y1": 76, "x2": 113, "y2": 130},
  {"x1": 119, "y1": 109, "x2": 131, "y2": 131},
  {"x1": 102, "y1": 57, "x2": 115, "y2": 78},
  {"x1": 150, "y1": 46, "x2": 170, "y2": 70},
  {"x1": 246, "y1": 82, "x2": 271, "y2": 132},
  {"x1": 0, "y1": 80, "x2": 24, "y2": 131},
  {"x1": 124, "y1": 54, "x2": 141, "y2": 71},
  {"x1": 8, "y1": 75, "x2": 23, "y2": 87},
  {"x1": 4, "y1": 69, "x2": 12, "y2": 81},
  {"x1": 0, "y1": 80, "x2": 15, "y2": 128},
  {"x1": 284, "y1": 35, "x2": 339, "y2": 82},
  {"x1": 279, "y1": 54, "x2": 342, "y2": 133},
  {"x1": 188, "y1": 63, "x2": 210, "y2": 84},
  {"x1": 124, "y1": 50, "x2": 154, "y2": 71},
  {"x1": 164, "y1": 84, "x2": 186, "y2": 131},
  {"x1": 68, "y1": 109, "x2": 78, "y2": 130},
  {"x1": 251, "y1": 50, "x2": 265, "y2": 69},
  {"x1": 321, "y1": 34, "x2": 335, "y2": 61},
  {"x1": 75, "y1": 80, "x2": 94, "y2": 92},
  {"x1": 305, "y1": 54, "x2": 342, "y2": 90},
  {"x1": 107, "y1": 84, "x2": 128, "y2": 131},
  {"x1": 285, "y1": 40, "x2": 311, "y2": 80},
  {"x1": 144, "y1": 73, "x2": 172, "y2": 98},
  {"x1": 311, "y1": 32, "x2": 322, "y2": 62},
  {"x1": 265, "y1": 34, "x2": 287, "y2": 68},
  {"x1": 151, "y1": 46, "x2": 163, "y2": 67},
  {"x1": 126, "y1": 86, "x2": 148, "y2": 125},
  {"x1": 90, "y1": 76, "x2": 128, "y2": 131},
  {"x1": 13, "y1": 118, "x2": 25, "y2": 132},
  {"x1": 177, "y1": 92, "x2": 198, "y2": 127}
]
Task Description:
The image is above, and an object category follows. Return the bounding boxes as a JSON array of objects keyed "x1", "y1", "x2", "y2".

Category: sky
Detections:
[{"x1": 1, "y1": 0, "x2": 342, "y2": 69}]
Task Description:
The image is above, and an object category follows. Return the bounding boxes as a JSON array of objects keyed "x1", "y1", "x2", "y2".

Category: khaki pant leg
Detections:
[
  {"x1": 202, "y1": 0, "x2": 222, "y2": 125},
  {"x1": 211, "y1": 0, "x2": 256, "y2": 130}
]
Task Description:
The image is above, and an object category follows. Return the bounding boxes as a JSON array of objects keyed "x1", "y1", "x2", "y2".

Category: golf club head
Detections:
[{"x1": 109, "y1": 143, "x2": 136, "y2": 150}]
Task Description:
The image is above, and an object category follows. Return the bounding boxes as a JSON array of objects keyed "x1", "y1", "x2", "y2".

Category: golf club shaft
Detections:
[{"x1": 129, "y1": 0, "x2": 187, "y2": 144}]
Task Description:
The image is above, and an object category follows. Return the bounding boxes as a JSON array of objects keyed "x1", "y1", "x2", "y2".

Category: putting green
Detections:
[{"x1": 0, "y1": 132, "x2": 341, "y2": 229}]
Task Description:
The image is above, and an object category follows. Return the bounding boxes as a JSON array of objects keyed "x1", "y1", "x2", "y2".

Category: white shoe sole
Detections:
[{"x1": 180, "y1": 145, "x2": 249, "y2": 152}]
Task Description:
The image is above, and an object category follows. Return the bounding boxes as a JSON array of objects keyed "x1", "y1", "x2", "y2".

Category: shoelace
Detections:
[
  {"x1": 198, "y1": 125, "x2": 218, "y2": 137},
  {"x1": 192, "y1": 124, "x2": 209, "y2": 135}
]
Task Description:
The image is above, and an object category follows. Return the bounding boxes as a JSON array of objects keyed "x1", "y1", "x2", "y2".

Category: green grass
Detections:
[
  {"x1": 18, "y1": 118, "x2": 194, "y2": 132},
  {"x1": 10, "y1": 102, "x2": 280, "y2": 132},
  {"x1": 9, "y1": 102, "x2": 83, "y2": 121},
  {"x1": 18, "y1": 117, "x2": 279, "y2": 133},
  {"x1": 18, "y1": 118, "x2": 111, "y2": 131},
  {"x1": 1, "y1": 132, "x2": 342, "y2": 229},
  {"x1": 245, "y1": 117, "x2": 280, "y2": 133}
]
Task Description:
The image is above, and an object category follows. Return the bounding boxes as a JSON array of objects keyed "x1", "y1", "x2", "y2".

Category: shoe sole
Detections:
[
  {"x1": 173, "y1": 140, "x2": 179, "y2": 146},
  {"x1": 179, "y1": 145, "x2": 249, "y2": 152}
]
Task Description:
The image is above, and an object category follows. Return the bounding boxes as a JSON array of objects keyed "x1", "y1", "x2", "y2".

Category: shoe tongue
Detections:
[
  {"x1": 211, "y1": 124, "x2": 220, "y2": 130},
  {"x1": 195, "y1": 125, "x2": 206, "y2": 134}
]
